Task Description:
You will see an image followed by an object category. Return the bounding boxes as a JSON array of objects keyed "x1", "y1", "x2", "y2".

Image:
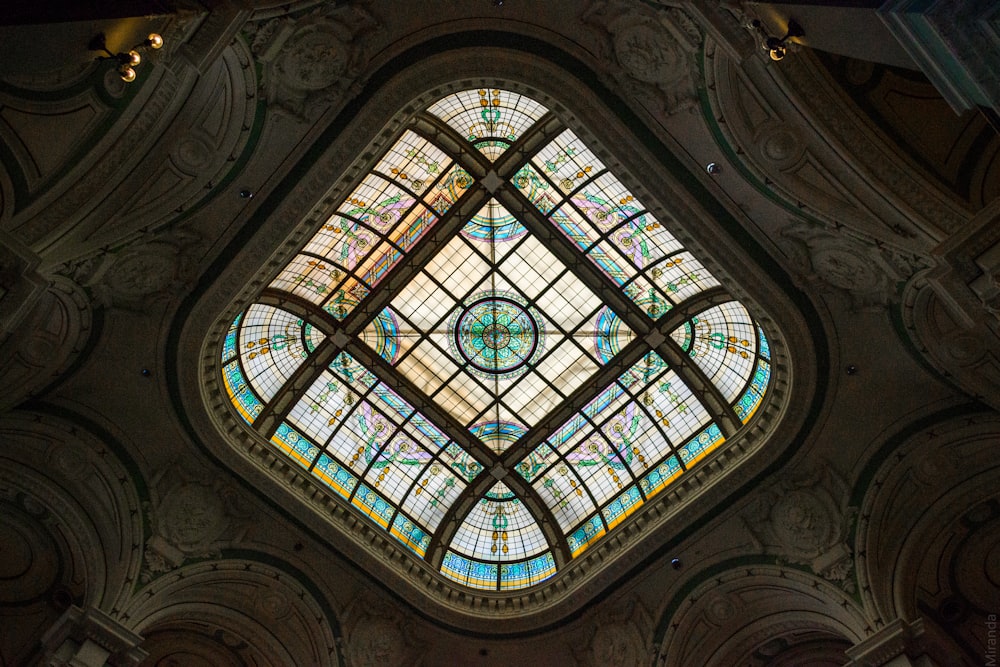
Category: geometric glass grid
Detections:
[
  {"x1": 222, "y1": 87, "x2": 773, "y2": 591},
  {"x1": 515, "y1": 129, "x2": 722, "y2": 320},
  {"x1": 364, "y1": 199, "x2": 634, "y2": 453}
]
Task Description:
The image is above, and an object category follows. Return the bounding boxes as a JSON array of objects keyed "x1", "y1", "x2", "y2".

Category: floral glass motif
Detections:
[{"x1": 222, "y1": 88, "x2": 772, "y2": 591}]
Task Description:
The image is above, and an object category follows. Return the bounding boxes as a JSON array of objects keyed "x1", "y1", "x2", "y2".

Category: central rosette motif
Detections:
[{"x1": 455, "y1": 296, "x2": 538, "y2": 373}]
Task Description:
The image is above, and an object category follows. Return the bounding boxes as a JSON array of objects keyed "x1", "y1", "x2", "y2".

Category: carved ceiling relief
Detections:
[
  {"x1": 141, "y1": 464, "x2": 250, "y2": 583},
  {"x1": 776, "y1": 51, "x2": 971, "y2": 240},
  {"x1": 0, "y1": 411, "x2": 146, "y2": 664},
  {"x1": 59, "y1": 44, "x2": 259, "y2": 268},
  {"x1": 124, "y1": 560, "x2": 343, "y2": 666},
  {"x1": 655, "y1": 566, "x2": 869, "y2": 666},
  {"x1": 245, "y1": 4, "x2": 378, "y2": 122},
  {"x1": 927, "y1": 202, "x2": 1000, "y2": 333},
  {"x1": 0, "y1": 275, "x2": 92, "y2": 413},
  {"x1": 0, "y1": 491, "x2": 76, "y2": 665},
  {"x1": 706, "y1": 35, "x2": 974, "y2": 264},
  {"x1": 852, "y1": 411, "x2": 1000, "y2": 645},
  {"x1": 341, "y1": 592, "x2": 417, "y2": 667},
  {"x1": 780, "y1": 221, "x2": 933, "y2": 310},
  {"x1": 572, "y1": 596, "x2": 651, "y2": 667},
  {"x1": 909, "y1": 496, "x2": 1000, "y2": 661},
  {"x1": 582, "y1": 2, "x2": 701, "y2": 117},
  {"x1": 742, "y1": 461, "x2": 858, "y2": 591},
  {"x1": 55, "y1": 229, "x2": 204, "y2": 312},
  {"x1": 899, "y1": 205, "x2": 1000, "y2": 411},
  {"x1": 904, "y1": 275, "x2": 1000, "y2": 412},
  {"x1": 3, "y1": 12, "x2": 204, "y2": 252}
]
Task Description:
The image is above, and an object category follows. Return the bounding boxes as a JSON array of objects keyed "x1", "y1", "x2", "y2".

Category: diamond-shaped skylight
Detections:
[
  {"x1": 360, "y1": 199, "x2": 634, "y2": 452},
  {"x1": 220, "y1": 88, "x2": 771, "y2": 592}
]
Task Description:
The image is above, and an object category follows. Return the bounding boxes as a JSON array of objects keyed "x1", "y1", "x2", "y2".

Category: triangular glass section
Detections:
[
  {"x1": 426, "y1": 89, "x2": 550, "y2": 161},
  {"x1": 268, "y1": 129, "x2": 473, "y2": 320},
  {"x1": 440, "y1": 480, "x2": 555, "y2": 590}
]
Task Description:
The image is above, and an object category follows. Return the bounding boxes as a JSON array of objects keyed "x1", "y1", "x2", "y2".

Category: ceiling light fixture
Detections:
[
  {"x1": 88, "y1": 32, "x2": 164, "y2": 83},
  {"x1": 751, "y1": 19, "x2": 804, "y2": 61}
]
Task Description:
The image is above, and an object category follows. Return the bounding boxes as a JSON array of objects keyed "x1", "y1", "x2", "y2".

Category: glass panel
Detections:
[
  {"x1": 532, "y1": 460, "x2": 598, "y2": 532},
  {"x1": 512, "y1": 164, "x2": 559, "y2": 214},
  {"x1": 685, "y1": 302, "x2": 758, "y2": 402},
  {"x1": 222, "y1": 358, "x2": 263, "y2": 425},
  {"x1": 440, "y1": 551, "x2": 498, "y2": 590},
  {"x1": 448, "y1": 482, "x2": 550, "y2": 561},
  {"x1": 426, "y1": 88, "x2": 549, "y2": 161},
  {"x1": 499, "y1": 553, "x2": 557, "y2": 590},
  {"x1": 532, "y1": 128, "x2": 605, "y2": 195},
  {"x1": 238, "y1": 304, "x2": 315, "y2": 401},
  {"x1": 373, "y1": 129, "x2": 451, "y2": 196},
  {"x1": 423, "y1": 164, "x2": 473, "y2": 214}
]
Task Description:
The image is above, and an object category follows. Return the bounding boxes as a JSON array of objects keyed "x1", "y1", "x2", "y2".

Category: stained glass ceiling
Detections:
[{"x1": 221, "y1": 88, "x2": 771, "y2": 591}]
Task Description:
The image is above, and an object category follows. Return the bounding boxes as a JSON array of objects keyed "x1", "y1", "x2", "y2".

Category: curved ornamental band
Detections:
[{"x1": 220, "y1": 88, "x2": 772, "y2": 591}]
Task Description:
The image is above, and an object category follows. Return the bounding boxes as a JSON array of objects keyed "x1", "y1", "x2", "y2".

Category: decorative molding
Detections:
[
  {"x1": 141, "y1": 464, "x2": 249, "y2": 583},
  {"x1": 707, "y1": 41, "x2": 970, "y2": 247},
  {"x1": 124, "y1": 559, "x2": 341, "y2": 666},
  {"x1": 742, "y1": 461, "x2": 858, "y2": 591},
  {"x1": 0, "y1": 232, "x2": 47, "y2": 340},
  {"x1": 38, "y1": 605, "x2": 147, "y2": 667},
  {"x1": 656, "y1": 564, "x2": 868, "y2": 666},
  {"x1": 926, "y1": 199, "x2": 1000, "y2": 334},
  {"x1": 903, "y1": 251, "x2": 1000, "y2": 412},
  {"x1": 0, "y1": 275, "x2": 92, "y2": 413},
  {"x1": 57, "y1": 228, "x2": 204, "y2": 311},
  {"x1": 582, "y1": 1, "x2": 701, "y2": 116},
  {"x1": 844, "y1": 617, "x2": 925, "y2": 667},
  {"x1": 245, "y1": 3, "x2": 378, "y2": 122},
  {"x1": 853, "y1": 411, "x2": 1000, "y2": 628}
]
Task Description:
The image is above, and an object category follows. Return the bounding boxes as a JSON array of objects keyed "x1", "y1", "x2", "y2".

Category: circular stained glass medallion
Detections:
[{"x1": 456, "y1": 297, "x2": 538, "y2": 373}]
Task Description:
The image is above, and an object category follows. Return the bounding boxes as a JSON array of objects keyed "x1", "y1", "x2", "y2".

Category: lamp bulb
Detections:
[
  {"x1": 128, "y1": 50, "x2": 141, "y2": 66},
  {"x1": 120, "y1": 66, "x2": 137, "y2": 82},
  {"x1": 769, "y1": 46, "x2": 786, "y2": 61},
  {"x1": 147, "y1": 33, "x2": 164, "y2": 49}
]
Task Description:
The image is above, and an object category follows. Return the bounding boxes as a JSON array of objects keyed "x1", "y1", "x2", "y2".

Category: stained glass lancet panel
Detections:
[
  {"x1": 441, "y1": 481, "x2": 556, "y2": 590},
  {"x1": 669, "y1": 302, "x2": 771, "y2": 423}
]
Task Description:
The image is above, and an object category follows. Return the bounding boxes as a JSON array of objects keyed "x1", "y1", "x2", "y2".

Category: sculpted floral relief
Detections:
[
  {"x1": 583, "y1": 2, "x2": 701, "y2": 115},
  {"x1": 742, "y1": 462, "x2": 857, "y2": 590}
]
